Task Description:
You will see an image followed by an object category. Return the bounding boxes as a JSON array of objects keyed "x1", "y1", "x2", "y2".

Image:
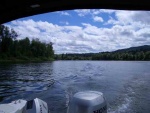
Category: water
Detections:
[{"x1": 0, "y1": 61, "x2": 150, "y2": 113}]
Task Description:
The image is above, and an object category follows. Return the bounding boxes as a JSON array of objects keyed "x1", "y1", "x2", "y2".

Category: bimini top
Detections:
[{"x1": 1, "y1": 0, "x2": 150, "y2": 24}]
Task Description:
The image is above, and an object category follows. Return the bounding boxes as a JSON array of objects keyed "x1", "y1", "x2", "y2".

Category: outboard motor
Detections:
[
  {"x1": 67, "y1": 91, "x2": 107, "y2": 113},
  {"x1": 25, "y1": 98, "x2": 48, "y2": 113}
]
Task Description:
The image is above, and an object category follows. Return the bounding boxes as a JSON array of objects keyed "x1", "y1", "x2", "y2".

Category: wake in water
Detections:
[
  {"x1": 108, "y1": 72, "x2": 150, "y2": 113},
  {"x1": 108, "y1": 94, "x2": 132, "y2": 113}
]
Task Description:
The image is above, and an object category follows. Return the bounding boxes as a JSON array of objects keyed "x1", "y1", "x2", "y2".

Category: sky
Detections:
[{"x1": 5, "y1": 9, "x2": 150, "y2": 54}]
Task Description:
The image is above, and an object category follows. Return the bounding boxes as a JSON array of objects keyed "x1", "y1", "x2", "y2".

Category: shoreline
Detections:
[
  {"x1": 0, "y1": 58, "x2": 54, "y2": 63},
  {"x1": 0, "y1": 59, "x2": 149, "y2": 64}
]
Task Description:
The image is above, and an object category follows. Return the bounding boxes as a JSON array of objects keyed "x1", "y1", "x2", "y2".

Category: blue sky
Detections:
[
  {"x1": 6, "y1": 9, "x2": 150, "y2": 54},
  {"x1": 13, "y1": 10, "x2": 112, "y2": 27}
]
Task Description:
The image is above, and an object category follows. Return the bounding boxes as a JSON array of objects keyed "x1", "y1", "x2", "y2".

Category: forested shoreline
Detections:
[
  {"x1": 0, "y1": 25, "x2": 54, "y2": 62},
  {"x1": 55, "y1": 45, "x2": 150, "y2": 61}
]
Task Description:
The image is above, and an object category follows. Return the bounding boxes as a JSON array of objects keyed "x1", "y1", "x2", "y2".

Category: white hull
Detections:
[{"x1": 0, "y1": 98, "x2": 48, "y2": 113}]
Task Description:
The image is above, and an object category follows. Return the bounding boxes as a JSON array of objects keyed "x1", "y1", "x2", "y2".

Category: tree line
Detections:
[
  {"x1": 91, "y1": 51, "x2": 150, "y2": 60},
  {"x1": 0, "y1": 25, "x2": 54, "y2": 61},
  {"x1": 55, "y1": 47, "x2": 150, "y2": 61}
]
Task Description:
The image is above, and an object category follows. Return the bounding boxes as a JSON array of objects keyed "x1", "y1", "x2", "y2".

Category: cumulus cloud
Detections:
[
  {"x1": 56, "y1": 11, "x2": 70, "y2": 16},
  {"x1": 106, "y1": 10, "x2": 150, "y2": 25},
  {"x1": 93, "y1": 16, "x2": 104, "y2": 22},
  {"x1": 92, "y1": 9, "x2": 115, "y2": 15},
  {"x1": 74, "y1": 9, "x2": 91, "y2": 16},
  {"x1": 99, "y1": 9, "x2": 115, "y2": 14},
  {"x1": 7, "y1": 9, "x2": 150, "y2": 54},
  {"x1": 60, "y1": 21, "x2": 69, "y2": 25},
  {"x1": 74, "y1": 9, "x2": 115, "y2": 16}
]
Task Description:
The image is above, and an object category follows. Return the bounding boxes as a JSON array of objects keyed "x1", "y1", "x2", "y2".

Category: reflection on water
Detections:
[{"x1": 0, "y1": 61, "x2": 150, "y2": 113}]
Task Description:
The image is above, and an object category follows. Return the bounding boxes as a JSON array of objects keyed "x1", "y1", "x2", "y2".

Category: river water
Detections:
[{"x1": 0, "y1": 61, "x2": 150, "y2": 113}]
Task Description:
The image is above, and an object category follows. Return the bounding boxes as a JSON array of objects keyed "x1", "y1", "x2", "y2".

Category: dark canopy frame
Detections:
[{"x1": 1, "y1": 0, "x2": 150, "y2": 24}]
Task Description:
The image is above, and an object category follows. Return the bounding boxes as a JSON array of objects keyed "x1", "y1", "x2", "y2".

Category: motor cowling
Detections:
[
  {"x1": 25, "y1": 98, "x2": 48, "y2": 113},
  {"x1": 67, "y1": 91, "x2": 107, "y2": 113}
]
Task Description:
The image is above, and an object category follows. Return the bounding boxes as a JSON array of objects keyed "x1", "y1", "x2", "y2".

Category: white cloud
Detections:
[
  {"x1": 55, "y1": 11, "x2": 70, "y2": 16},
  {"x1": 74, "y1": 9, "x2": 115, "y2": 16},
  {"x1": 106, "y1": 10, "x2": 150, "y2": 26},
  {"x1": 74, "y1": 9, "x2": 91, "y2": 16},
  {"x1": 99, "y1": 9, "x2": 115, "y2": 14},
  {"x1": 60, "y1": 21, "x2": 69, "y2": 25},
  {"x1": 7, "y1": 10, "x2": 150, "y2": 54},
  {"x1": 93, "y1": 16, "x2": 103, "y2": 22},
  {"x1": 92, "y1": 9, "x2": 115, "y2": 15},
  {"x1": 60, "y1": 11, "x2": 70, "y2": 16}
]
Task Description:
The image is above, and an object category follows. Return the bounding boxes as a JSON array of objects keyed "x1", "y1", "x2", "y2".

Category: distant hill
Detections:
[
  {"x1": 114, "y1": 45, "x2": 150, "y2": 53},
  {"x1": 55, "y1": 45, "x2": 150, "y2": 60}
]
